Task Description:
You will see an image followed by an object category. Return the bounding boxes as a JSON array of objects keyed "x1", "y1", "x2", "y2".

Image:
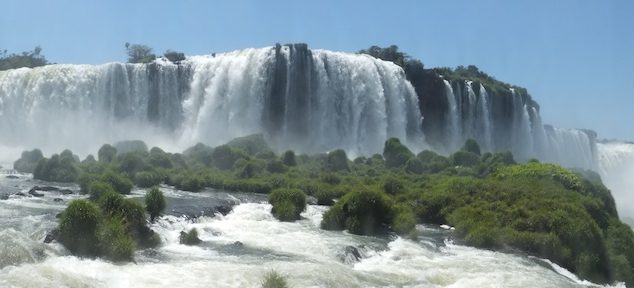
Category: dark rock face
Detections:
[
  {"x1": 5, "y1": 175, "x2": 19, "y2": 179},
  {"x1": 28, "y1": 188, "x2": 45, "y2": 197},
  {"x1": 166, "y1": 196, "x2": 238, "y2": 219},
  {"x1": 338, "y1": 245, "x2": 369, "y2": 264},
  {"x1": 14, "y1": 192, "x2": 26, "y2": 197},
  {"x1": 44, "y1": 229, "x2": 59, "y2": 243}
]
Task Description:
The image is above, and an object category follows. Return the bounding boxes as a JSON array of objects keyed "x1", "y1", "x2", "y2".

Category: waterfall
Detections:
[
  {"x1": 0, "y1": 45, "x2": 424, "y2": 159},
  {"x1": 443, "y1": 79, "x2": 461, "y2": 152},
  {"x1": 477, "y1": 84, "x2": 492, "y2": 151},
  {"x1": 598, "y1": 142, "x2": 634, "y2": 218}
]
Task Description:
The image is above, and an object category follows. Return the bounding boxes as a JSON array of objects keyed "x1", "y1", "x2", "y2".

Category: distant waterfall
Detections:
[
  {"x1": 598, "y1": 142, "x2": 634, "y2": 218},
  {"x1": 443, "y1": 79, "x2": 461, "y2": 152},
  {"x1": 0, "y1": 44, "x2": 423, "y2": 158}
]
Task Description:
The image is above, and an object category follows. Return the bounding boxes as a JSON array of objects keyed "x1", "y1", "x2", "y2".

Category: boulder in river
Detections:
[
  {"x1": 5, "y1": 175, "x2": 19, "y2": 179},
  {"x1": 179, "y1": 228, "x2": 202, "y2": 245},
  {"x1": 44, "y1": 229, "x2": 59, "y2": 243},
  {"x1": 28, "y1": 188, "x2": 44, "y2": 197}
]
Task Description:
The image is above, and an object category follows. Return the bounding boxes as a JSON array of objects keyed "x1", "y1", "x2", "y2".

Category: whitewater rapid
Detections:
[{"x1": 0, "y1": 171, "x2": 624, "y2": 288}]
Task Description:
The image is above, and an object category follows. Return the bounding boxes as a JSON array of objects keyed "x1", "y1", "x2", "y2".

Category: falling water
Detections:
[{"x1": 0, "y1": 45, "x2": 423, "y2": 160}]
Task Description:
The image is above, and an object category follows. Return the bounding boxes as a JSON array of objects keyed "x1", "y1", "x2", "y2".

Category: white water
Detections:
[
  {"x1": 598, "y1": 142, "x2": 634, "y2": 219},
  {"x1": 0, "y1": 174, "x2": 623, "y2": 288}
]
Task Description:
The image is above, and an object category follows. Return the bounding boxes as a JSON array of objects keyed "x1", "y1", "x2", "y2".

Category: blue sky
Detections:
[{"x1": 1, "y1": 0, "x2": 632, "y2": 140}]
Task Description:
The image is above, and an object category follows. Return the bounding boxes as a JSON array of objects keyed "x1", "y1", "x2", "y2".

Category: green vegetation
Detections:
[
  {"x1": 33, "y1": 150, "x2": 79, "y2": 182},
  {"x1": 125, "y1": 43, "x2": 156, "y2": 64},
  {"x1": 13, "y1": 149, "x2": 44, "y2": 173},
  {"x1": 268, "y1": 188, "x2": 306, "y2": 221},
  {"x1": 180, "y1": 228, "x2": 201, "y2": 245},
  {"x1": 261, "y1": 270, "x2": 290, "y2": 288},
  {"x1": 383, "y1": 138, "x2": 414, "y2": 168},
  {"x1": 145, "y1": 187, "x2": 166, "y2": 222},
  {"x1": 30, "y1": 135, "x2": 634, "y2": 284},
  {"x1": 0, "y1": 46, "x2": 49, "y2": 71}
]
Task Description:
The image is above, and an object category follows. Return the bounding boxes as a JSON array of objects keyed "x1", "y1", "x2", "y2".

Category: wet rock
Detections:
[
  {"x1": 59, "y1": 189, "x2": 73, "y2": 195},
  {"x1": 44, "y1": 229, "x2": 59, "y2": 243},
  {"x1": 55, "y1": 212, "x2": 62, "y2": 218},
  {"x1": 338, "y1": 245, "x2": 368, "y2": 264},
  {"x1": 33, "y1": 186, "x2": 60, "y2": 192},
  {"x1": 215, "y1": 205, "x2": 233, "y2": 216},
  {"x1": 233, "y1": 241, "x2": 244, "y2": 247},
  {"x1": 5, "y1": 175, "x2": 19, "y2": 179},
  {"x1": 53, "y1": 198, "x2": 63, "y2": 202},
  {"x1": 28, "y1": 188, "x2": 45, "y2": 197},
  {"x1": 14, "y1": 192, "x2": 27, "y2": 197}
]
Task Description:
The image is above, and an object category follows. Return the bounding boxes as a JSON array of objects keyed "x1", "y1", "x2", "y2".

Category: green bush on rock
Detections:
[
  {"x1": 180, "y1": 228, "x2": 201, "y2": 245},
  {"x1": 13, "y1": 149, "x2": 44, "y2": 173},
  {"x1": 383, "y1": 138, "x2": 413, "y2": 168},
  {"x1": 97, "y1": 216, "x2": 136, "y2": 261},
  {"x1": 145, "y1": 187, "x2": 166, "y2": 222},
  {"x1": 321, "y1": 190, "x2": 394, "y2": 235},
  {"x1": 268, "y1": 188, "x2": 306, "y2": 221},
  {"x1": 58, "y1": 199, "x2": 101, "y2": 256}
]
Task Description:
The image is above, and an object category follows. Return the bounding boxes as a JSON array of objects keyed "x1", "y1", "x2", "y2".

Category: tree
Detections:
[
  {"x1": 163, "y1": 50, "x2": 186, "y2": 63},
  {"x1": 0, "y1": 46, "x2": 49, "y2": 71},
  {"x1": 125, "y1": 43, "x2": 156, "y2": 64},
  {"x1": 98, "y1": 144, "x2": 117, "y2": 163}
]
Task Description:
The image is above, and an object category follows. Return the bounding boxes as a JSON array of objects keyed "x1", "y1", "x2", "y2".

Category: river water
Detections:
[{"x1": 0, "y1": 169, "x2": 624, "y2": 288}]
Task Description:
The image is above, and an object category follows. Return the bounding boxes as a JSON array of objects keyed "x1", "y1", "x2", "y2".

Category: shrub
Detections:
[
  {"x1": 98, "y1": 144, "x2": 117, "y2": 163},
  {"x1": 183, "y1": 143, "x2": 214, "y2": 166},
  {"x1": 135, "y1": 171, "x2": 162, "y2": 188},
  {"x1": 451, "y1": 150, "x2": 480, "y2": 167},
  {"x1": 383, "y1": 138, "x2": 413, "y2": 168},
  {"x1": 462, "y1": 139, "x2": 481, "y2": 155},
  {"x1": 97, "y1": 216, "x2": 136, "y2": 261},
  {"x1": 145, "y1": 187, "x2": 166, "y2": 222},
  {"x1": 114, "y1": 140, "x2": 148, "y2": 154},
  {"x1": 148, "y1": 148, "x2": 173, "y2": 168},
  {"x1": 180, "y1": 228, "x2": 201, "y2": 245},
  {"x1": 405, "y1": 157, "x2": 424, "y2": 174},
  {"x1": 116, "y1": 152, "x2": 148, "y2": 176},
  {"x1": 282, "y1": 150, "x2": 297, "y2": 166},
  {"x1": 212, "y1": 145, "x2": 243, "y2": 170},
  {"x1": 321, "y1": 190, "x2": 394, "y2": 235},
  {"x1": 226, "y1": 134, "x2": 272, "y2": 156},
  {"x1": 324, "y1": 149, "x2": 349, "y2": 172},
  {"x1": 383, "y1": 177, "x2": 404, "y2": 195},
  {"x1": 89, "y1": 181, "x2": 116, "y2": 200},
  {"x1": 98, "y1": 190, "x2": 125, "y2": 215},
  {"x1": 33, "y1": 154, "x2": 79, "y2": 182},
  {"x1": 13, "y1": 149, "x2": 44, "y2": 173},
  {"x1": 101, "y1": 170, "x2": 133, "y2": 194},
  {"x1": 266, "y1": 159, "x2": 288, "y2": 173},
  {"x1": 176, "y1": 173, "x2": 205, "y2": 192},
  {"x1": 261, "y1": 270, "x2": 289, "y2": 288},
  {"x1": 392, "y1": 205, "x2": 417, "y2": 235},
  {"x1": 268, "y1": 188, "x2": 307, "y2": 221},
  {"x1": 58, "y1": 199, "x2": 101, "y2": 256}
]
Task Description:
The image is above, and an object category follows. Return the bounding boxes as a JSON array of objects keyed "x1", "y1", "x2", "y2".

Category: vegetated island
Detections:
[{"x1": 13, "y1": 135, "x2": 634, "y2": 286}]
